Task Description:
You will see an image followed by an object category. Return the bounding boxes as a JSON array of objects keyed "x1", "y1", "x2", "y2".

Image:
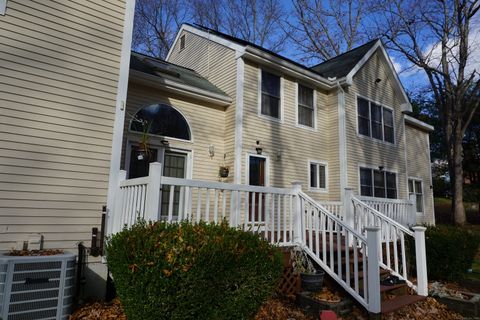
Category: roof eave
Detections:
[
  {"x1": 404, "y1": 114, "x2": 434, "y2": 132},
  {"x1": 243, "y1": 47, "x2": 334, "y2": 90},
  {"x1": 129, "y1": 69, "x2": 232, "y2": 107}
]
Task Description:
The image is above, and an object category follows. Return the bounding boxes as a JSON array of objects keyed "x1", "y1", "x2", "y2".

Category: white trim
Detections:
[
  {"x1": 166, "y1": 24, "x2": 245, "y2": 61},
  {"x1": 344, "y1": 40, "x2": 412, "y2": 112},
  {"x1": 308, "y1": 160, "x2": 328, "y2": 193},
  {"x1": 337, "y1": 83, "x2": 347, "y2": 198},
  {"x1": 295, "y1": 82, "x2": 317, "y2": 131},
  {"x1": 129, "y1": 70, "x2": 232, "y2": 106},
  {"x1": 0, "y1": 0, "x2": 6, "y2": 15},
  {"x1": 106, "y1": 0, "x2": 135, "y2": 235},
  {"x1": 245, "y1": 153, "x2": 270, "y2": 187},
  {"x1": 257, "y1": 68, "x2": 284, "y2": 123},
  {"x1": 234, "y1": 57, "x2": 245, "y2": 184},
  {"x1": 408, "y1": 177, "x2": 425, "y2": 216},
  {"x1": 357, "y1": 164, "x2": 399, "y2": 199},
  {"x1": 427, "y1": 134, "x2": 436, "y2": 225},
  {"x1": 355, "y1": 93, "x2": 396, "y2": 146},
  {"x1": 127, "y1": 102, "x2": 195, "y2": 143},
  {"x1": 404, "y1": 114, "x2": 434, "y2": 132}
]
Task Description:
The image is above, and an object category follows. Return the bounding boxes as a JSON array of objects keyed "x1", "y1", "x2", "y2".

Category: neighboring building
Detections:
[{"x1": 121, "y1": 24, "x2": 434, "y2": 225}]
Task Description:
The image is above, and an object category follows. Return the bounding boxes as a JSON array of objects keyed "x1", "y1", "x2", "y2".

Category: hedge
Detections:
[
  {"x1": 106, "y1": 220, "x2": 283, "y2": 320},
  {"x1": 407, "y1": 225, "x2": 480, "y2": 281}
]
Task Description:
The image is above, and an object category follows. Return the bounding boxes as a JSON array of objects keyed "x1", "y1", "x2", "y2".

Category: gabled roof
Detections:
[
  {"x1": 130, "y1": 52, "x2": 228, "y2": 97},
  {"x1": 310, "y1": 39, "x2": 379, "y2": 78}
]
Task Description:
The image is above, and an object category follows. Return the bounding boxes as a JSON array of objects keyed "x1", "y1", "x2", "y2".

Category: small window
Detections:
[
  {"x1": 357, "y1": 97, "x2": 395, "y2": 143},
  {"x1": 309, "y1": 161, "x2": 327, "y2": 190},
  {"x1": 179, "y1": 34, "x2": 186, "y2": 51},
  {"x1": 0, "y1": 0, "x2": 7, "y2": 15},
  {"x1": 298, "y1": 84, "x2": 314, "y2": 127},
  {"x1": 360, "y1": 167, "x2": 397, "y2": 199},
  {"x1": 260, "y1": 70, "x2": 281, "y2": 119},
  {"x1": 408, "y1": 179, "x2": 423, "y2": 213}
]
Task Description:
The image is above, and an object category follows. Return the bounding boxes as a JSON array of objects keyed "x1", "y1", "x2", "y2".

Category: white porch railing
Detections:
[
  {"x1": 357, "y1": 195, "x2": 416, "y2": 227},
  {"x1": 108, "y1": 162, "x2": 428, "y2": 314}
]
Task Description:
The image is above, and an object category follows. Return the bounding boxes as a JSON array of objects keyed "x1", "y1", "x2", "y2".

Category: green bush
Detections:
[
  {"x1": 106, "y1": 220, "x2": 283, "y2": 320},
  {"x1": 408, "y1": 225, "x2": 480, "y2": 281}
]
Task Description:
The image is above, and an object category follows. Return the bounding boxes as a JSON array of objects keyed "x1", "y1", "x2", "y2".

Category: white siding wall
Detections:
[{"x1": 0, "y1": 0, "x2": 126, "y2": 250}]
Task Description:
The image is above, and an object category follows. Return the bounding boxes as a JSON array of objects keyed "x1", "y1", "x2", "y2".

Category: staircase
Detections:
[{"x1": 109, "y1": 162, "x2": 428, "y2": 316}]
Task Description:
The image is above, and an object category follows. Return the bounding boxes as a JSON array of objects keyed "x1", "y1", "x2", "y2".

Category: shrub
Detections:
[
  {"x1": 106, "y1": 220, "x2": 283, "y2": 320},
  {"x1": 407, "y1": 225, "x2": 480, "y2": 281}
]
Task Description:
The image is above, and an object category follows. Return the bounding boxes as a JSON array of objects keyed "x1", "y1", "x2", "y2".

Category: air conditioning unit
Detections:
[{"x1": 0, "y1": 252, "x2": 76, "y2": 320}]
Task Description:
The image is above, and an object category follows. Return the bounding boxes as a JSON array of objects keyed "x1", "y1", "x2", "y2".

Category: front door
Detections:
[
  {"x1": 248, "y1": 155, "x2": 266, "y2": 222},
  {"x1": 160, "y1": 152, "x2": 187, "y2": 218}
]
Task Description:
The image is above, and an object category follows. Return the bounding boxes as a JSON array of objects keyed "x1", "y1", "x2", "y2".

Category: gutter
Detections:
[
  {"x1": 129, "y1": 69, "x2": 233, "y2": 107},
  {"x1": 242, "y1": 47, "x2": 335, "y2": 90}
]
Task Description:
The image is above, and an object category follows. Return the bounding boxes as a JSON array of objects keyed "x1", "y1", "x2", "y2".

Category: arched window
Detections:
[{"x1": 130, "y1": 104, "x2": 191, "y2": 140}]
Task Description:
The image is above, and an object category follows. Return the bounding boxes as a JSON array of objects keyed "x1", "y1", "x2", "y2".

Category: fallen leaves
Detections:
[
  {"x1": 69, "y1": 298, "x2": 126, "y2": 320},
  {"x1": 8, "y1": 249, "x2": 64, "y2": 256},
  {"x1": 255, "y1": 298, "x2": 314, "y2": 320},
  {"x1": 313, "y1": 287, "x2": 342, "y2": 303},
  {"x1": 382, "y1": 297, "x2": 463, "y2": 320}
]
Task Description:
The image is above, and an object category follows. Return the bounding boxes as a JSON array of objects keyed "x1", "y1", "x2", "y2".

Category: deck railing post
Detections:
[
  {"x1": 412, "y1": 226, "x2": 428, "y2": 296},
  {"x1": 344, "y1": 188, "x2": 355, "y2": 244},
  {"x1": 291, "y1": 182, "x2": 303, "y2": 245},
  {"x1": 409, "y1": 193, "x2": 417, "y2": 226},
  {"x1": 109, "y1": 170, "x2": 127, "y2": 235},
  {"x1": 145, "y1": 162, "x2": 163, "y2": 222},
  {"x1": 366, "y1": 226, "x2": 381, "y2": 314}
]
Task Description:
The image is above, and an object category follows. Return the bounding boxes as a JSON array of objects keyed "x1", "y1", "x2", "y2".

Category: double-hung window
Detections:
[
  {"x1": 309, "y1": 161, "x2": 327, "y2": 190},
  {"x1": 408, "y1": 179, "x2": 423, "y2": 213},
  {"x1": 297, "y1": 84, "x2": 315, "y2": 128},
  {"x1": 260, "y1": 70, "x2": 281, "y2": 119},
  {"x1": 360, "y1": 167, "x2": 397, "y2": 198},
  {"x1": 357, "y1": 97, "x2": 394, "y2": 143}
]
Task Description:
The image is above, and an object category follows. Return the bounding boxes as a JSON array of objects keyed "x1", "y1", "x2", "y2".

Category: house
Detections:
[
  {"x1": 120, "y1": 24, "x2": 434, "y2": 227},
  {"x1": 0, "y1": 0, "x2": 135, "y2": 296}
]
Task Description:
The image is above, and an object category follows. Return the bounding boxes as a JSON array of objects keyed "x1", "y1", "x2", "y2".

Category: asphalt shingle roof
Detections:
[
  {"x1": 309, "y1": 39, "x2": 379, "y2": 78},
  {"x1": 130, "y1": 52, "x2": 229, "y2": 97}
]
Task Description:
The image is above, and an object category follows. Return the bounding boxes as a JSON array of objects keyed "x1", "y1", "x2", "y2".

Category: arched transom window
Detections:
[{"x1": 130, "y1": 104, "x2": 191, "y2": 140}]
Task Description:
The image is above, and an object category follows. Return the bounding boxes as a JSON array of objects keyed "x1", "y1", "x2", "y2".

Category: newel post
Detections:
[
  {"x1": 145, "y1": 162, "x2": 163, "y2": 222},
  {"x1": 366, "y1": 226, "x2": 381, "y2": 314},
  {"x1": 409, "y1": 193, "x2": 418, "y2": 226},
  {"x1": 412, "y1": 226, "x2": 428, "y2": 296},
  {"x1": 291, "y1": 182, "x2": 303, "y2": 245},
  {"x1": 109, "y1": 170, "x2": 127, "y2": 235}
]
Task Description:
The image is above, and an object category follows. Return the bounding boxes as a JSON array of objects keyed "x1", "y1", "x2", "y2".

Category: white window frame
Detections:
[
  {"x1": 357, "y1": 164, "x2": 398, "y2": 199},
  {"x1": 408, "y1": 177, "x2": 424, "y2": 214},
  {"x1": 308, "y1": 160, "x2": 328, "y2": 192},
  {"x1": 245, "y1": 153, "x2": 270, "y2": 186},
  {"x1": 257, "y1": 68, "x2": 284, "y2": 123},
  {"x1": 0, "y1": 0, "x2": 7, "y2": 15},
  {"x1": 295, "y1": 82, "x2": 317, "y2": 131},
  {"x1": 356, "y1": 94, "x2": 395, "y2": 145}
]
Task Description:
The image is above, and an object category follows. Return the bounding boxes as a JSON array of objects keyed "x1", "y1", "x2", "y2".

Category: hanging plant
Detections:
[
  {"x1": 137, "y1": 120, "x2": 152, "y2": 161},
  {"x1": 219, "y1": 153, "x2": 229, "y2": 178}
]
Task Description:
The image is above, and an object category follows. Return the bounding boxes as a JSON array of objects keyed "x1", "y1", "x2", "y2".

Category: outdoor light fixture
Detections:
[
  {"x1": 379, "y1": 165, "x2": 384, "y2": 171},
  {"x1": 160, "y1": 139, "x2": 169, "y2": 146},
  {"x1": 255, "y1": 141, "x2": 263, "y2": 155},
  {"x1": 375, "y1": 78, "x2": 382, "y2": 83},
  {"x1": 275, "y1": 150, "x2": 282, "y2": 161},
  {"x1": 208, "y1": 145, "x2": 215, "y2": 158}
]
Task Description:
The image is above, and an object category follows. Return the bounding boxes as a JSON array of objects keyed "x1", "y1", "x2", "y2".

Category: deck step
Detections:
[{"x1": 381, "y1": 294, "x2": 425, "y2": 314}]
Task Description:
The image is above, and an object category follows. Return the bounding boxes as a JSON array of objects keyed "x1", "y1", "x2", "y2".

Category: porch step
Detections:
[{"x1": 381, "y1": 294, "x2": 425, "y2": 314}]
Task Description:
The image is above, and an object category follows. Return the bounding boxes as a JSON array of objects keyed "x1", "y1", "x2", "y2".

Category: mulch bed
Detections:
[{"x1": 69, "y1": 298, "x2": 126, "y2": 320}]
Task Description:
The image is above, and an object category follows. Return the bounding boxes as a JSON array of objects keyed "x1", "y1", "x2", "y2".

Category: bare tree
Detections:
[
  {"x1": 373, "y1": 0, "x2": 480, "y2": 225},
  {"x1": 287, "y1": 0, "x2": 368, "y2": 63},
  {"x1": 192, "y1": 0, "x2": 288, "y2": 52},
  {"x1": 132, "y1": 0, "x2": 190, "y2": 58}
]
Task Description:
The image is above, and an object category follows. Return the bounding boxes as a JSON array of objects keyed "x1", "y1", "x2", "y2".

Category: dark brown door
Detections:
[{"x1": 249, "y1": 156, "x2": 266, "y2": 222}]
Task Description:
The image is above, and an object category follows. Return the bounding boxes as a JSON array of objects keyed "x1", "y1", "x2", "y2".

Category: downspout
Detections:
[{"x1": 335, "y1": 80, "x2": 348, "y2": 201}]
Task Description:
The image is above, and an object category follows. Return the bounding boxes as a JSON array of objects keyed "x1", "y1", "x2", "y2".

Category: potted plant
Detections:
[
  {"x1": 137, "y1": 120, "x2": 151, "y2": 161},
  {"x1": 219, "y1": 153, "x2": 229, "y2": 178},
  {"x1": 291, "y1": 247, "x2": 324, "y2": 292}
]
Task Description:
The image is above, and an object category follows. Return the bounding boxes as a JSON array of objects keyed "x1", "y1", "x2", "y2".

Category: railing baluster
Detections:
[
  {"x1": 251, "y1": 192, "x2": 256, "y2": 227},
  {"x1": 187, "y1": 187, "x2": 193, "y2": 220},
  {"x1": 205, "y1": 188, "x2": 210, "y2": 222},
  {"x1": 178, "y1": 186, "x2": 185, "y2": 221},
  {"x1": 270, "y1": 194, "x2": 275, "y2": 244},
  {"x1": 221, "y1": 190, "x2": 226, "y2": 220},
  {"x1": 329, "y1": 218, "x2": 334, "y2": 270},
  {"x1": 337, "y1": 225, "x2": 342, "y2": 279},
  {"x1": 168, "y1": 185, "x2": 175, "y2": 222},
  {"x1": 277, "y1": 194, "x2": 281, "y2": 243},
  {"x1": 243, "y1": 191, "x2": 249, "y2": 230},
  {"x1": 196, "y1": 188, "x2": 202, "y2": 223},
  {"x1": 213, "y1": 189, "x2": 219, "y2": 223},
  {"x1": 289, "y1": 195, "x2": 293, "y2": 243},
  {"x1": 386, "y1": 220, "x2": 391, "y2": 269},
  {"x1": 393, "y1": 226, "x2": 399, "y2": 274},
  {"x1": 322, "y1": 212, "x2": 327, "y2": 264},
  {"x1": 283, "y1": 195, "x2": 287, "y2": 243},
  {"x1": 354, "y1": 241, "x2": 359, "y2": 294},
  {"x1": 400, "y1": 232, "x2": 407, "y2": 279},
  {"x1": 345, "y1": 230, "x2": 350, "y2": 287},
  {"x1": 362, "y1": 243, "x2": 367, "y2": 299},
  {"x1": 258, "y1": 192, "x2": 263, "y2": 226},
  {"x1": 315, "y1": 208, "x2": 320, "y2": 258}
]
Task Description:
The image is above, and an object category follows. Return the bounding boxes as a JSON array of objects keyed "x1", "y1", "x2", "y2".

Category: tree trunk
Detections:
[{"x1": 452, "y1": 123, "x2": 466, "y2": 225}]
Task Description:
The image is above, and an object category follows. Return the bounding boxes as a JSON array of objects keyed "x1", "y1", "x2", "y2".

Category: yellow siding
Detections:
[
  {"x1": 0, "y1": 0, "x2": 126, "y2": 250},
  {"x1": 168, "y1": 31, "x2": 238, "y2": 182},
  {"x1": 122, "y1": 83, "x2": 226, "y2": 182},
  {"x1": 345, "y1": 50, "x2": 408, "y2": 199},
  {"x1": 405, "y1": 125, "x2": 435, "y2": 224},
  {"x1": 241, "y1": 60, "x2": 340, "y2": 201}
]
